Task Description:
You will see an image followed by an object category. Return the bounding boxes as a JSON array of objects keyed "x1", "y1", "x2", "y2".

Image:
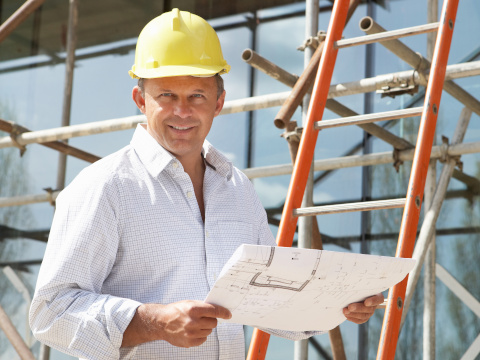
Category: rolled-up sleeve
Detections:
[{"x1": 29, "y1": 172, "x2": 141, "y2": 360}]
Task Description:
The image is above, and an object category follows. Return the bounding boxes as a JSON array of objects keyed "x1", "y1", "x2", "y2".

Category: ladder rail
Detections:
[
  {"x1": 246, "y1": 0, "x2": 351, "y2": 358},
  {"x1": 377, "y1": 0, "x2": 459, "y2": 358}
]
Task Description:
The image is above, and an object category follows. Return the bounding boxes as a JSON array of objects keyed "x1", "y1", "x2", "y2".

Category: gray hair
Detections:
[{"x1": 138, "y1": 74, "x2": 224, "y2": 99}]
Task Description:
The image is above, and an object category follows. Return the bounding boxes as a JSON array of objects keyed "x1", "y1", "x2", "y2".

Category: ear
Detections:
[
  {"x1": 214, "y1": 90, "x2": 226, "y2": 117},
  {"x1": 132, "y1": 86, "x2": 146, "y2": 114}
]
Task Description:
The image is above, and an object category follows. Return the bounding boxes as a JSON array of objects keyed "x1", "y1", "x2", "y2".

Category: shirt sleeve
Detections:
[{"x1": 29, "y1": 171, "x2": 141, "y2": 360}]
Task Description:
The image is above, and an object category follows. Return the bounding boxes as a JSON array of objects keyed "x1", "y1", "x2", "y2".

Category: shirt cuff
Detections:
[{"x1": 107, "y1": 297, "x2": 143, "y2": 350}]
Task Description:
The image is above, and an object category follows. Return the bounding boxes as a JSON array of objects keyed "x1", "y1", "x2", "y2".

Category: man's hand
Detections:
[
  {"x1": 343, "y1": 293, "x2": 384, "y2": 324},
  {"x1": 122, "y1": 300, "x2": 231, "y2": 348}
]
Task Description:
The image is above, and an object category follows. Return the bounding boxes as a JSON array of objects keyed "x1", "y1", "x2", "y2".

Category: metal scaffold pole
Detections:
[
  {"x1": 401, "y1": 107, "x2": 472, "y2": 328},
  {"x1": 294, "y1": 2, "x2": 317, "y2": 359},
  {"x1": 0, "y1": 304, "x2": 35, "y2": 360},
  {"x1": 423, "y1": 1, "x2": 438, "y2": 358},
  {"x1": 0, "y1": 0, "x2": 45, "y2": 44},
  {"x1": 56, "y1": 0, "x2": 78, "y2": 190}
]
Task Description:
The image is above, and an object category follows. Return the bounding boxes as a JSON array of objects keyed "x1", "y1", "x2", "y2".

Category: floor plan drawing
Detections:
[{"x1": 205, "y1": 244, "x2": 416, "y2": 331}]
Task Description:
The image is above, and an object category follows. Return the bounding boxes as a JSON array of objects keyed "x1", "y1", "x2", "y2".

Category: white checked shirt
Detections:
[{"x1": 30, "y1": 124, "x2": 322, "y2": 360}]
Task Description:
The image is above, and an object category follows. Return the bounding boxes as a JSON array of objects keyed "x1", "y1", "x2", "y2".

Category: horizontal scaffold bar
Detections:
[
  {"x1": 1, "y1": 61, "x2": 478, "y2": 149},
  {"x1": 328, "y1": 60, "x2": 480, "y2": 98},
  {"x1": 243, "y1": 141, "x2": 480, "y2": 178},
  {"x1": 0, "y1": 92, "x2": 290, "y2": 149},
  {"x1": 2, "y1": 141, "x2": 479, "y2": 208}
]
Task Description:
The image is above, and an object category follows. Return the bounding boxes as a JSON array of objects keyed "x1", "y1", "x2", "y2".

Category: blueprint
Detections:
[{"x1": 205, "y1": 244, "x2": 416, "y2": 331}]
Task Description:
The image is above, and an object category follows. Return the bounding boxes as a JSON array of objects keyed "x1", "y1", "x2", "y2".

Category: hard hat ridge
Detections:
[{"x1": 129, "y1": 8, "x2": 231, "y2": 79}]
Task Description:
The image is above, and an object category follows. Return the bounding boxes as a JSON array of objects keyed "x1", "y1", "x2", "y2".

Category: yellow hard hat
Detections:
[{"x1": 129, "y1": 8, "x2": 231, "y2": 79}]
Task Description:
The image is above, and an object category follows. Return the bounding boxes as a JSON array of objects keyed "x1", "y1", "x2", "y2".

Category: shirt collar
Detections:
[
  {"x1": 202, "y1": 140, "x2": 233, "y2": 181},
  {"x1": 130, "y1": 124, "x2": 233, "y2": 181}
]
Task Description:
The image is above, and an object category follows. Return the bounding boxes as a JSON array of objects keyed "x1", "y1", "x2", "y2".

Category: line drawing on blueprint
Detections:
[
  {"x1": 205, "y1": 244, "x2": 415, "y2": 331},
  {"x1": 249, "y1": 247, "x2": 321, "y2": 292},
  {"x1": 210, "y1": 245, "x2": 323, "y2": 319}
]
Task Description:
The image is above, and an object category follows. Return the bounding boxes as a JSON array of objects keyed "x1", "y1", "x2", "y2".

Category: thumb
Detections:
[{"x1": 212, "y1": 304, "x2": 232, "y2": 320}]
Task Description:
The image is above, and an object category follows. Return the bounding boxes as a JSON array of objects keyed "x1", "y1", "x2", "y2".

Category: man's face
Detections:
[{"x1": 133, "y1": 76, "x2": 225, "y2": 163}]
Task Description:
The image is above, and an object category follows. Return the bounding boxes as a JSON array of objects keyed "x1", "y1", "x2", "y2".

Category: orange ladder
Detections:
[{"x1": 246, "y1": 0, "x2": 460, "y2": 359}]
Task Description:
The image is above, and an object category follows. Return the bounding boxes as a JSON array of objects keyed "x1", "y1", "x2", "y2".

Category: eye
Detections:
[{"x1": 191, "y1": 93, "x2": 205, "y2": 99}]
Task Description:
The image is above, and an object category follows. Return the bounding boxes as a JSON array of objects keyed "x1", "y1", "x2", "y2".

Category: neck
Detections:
[{"x1": 177, "y1": 153, "x2": 205, "y2": 179}]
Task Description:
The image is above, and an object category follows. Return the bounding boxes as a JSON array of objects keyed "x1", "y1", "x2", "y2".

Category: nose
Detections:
[{"x1": 173, "y1": 98, "x2": 193, "y2": 118}]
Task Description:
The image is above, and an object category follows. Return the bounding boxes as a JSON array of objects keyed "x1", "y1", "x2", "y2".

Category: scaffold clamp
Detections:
[
  {"x1": 439, "y1": 135, "x2": 462, "y2": 170},
  {"x1": 9, "y1": 123, "x2": 28, "y2": 157},
  {"x1": 393, "y1": 148, "x2": 403, "y2": 172},
  {"x1": 43, "y1": 187, "x2": 57, "y2": 207}
]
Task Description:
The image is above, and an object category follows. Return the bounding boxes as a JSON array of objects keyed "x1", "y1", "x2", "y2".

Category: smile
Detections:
[{"x1": 171, "y1": 125, "x2": 193, "y2": 130}]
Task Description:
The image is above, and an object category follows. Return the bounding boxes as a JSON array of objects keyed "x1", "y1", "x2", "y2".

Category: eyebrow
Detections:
[{"x1": 157, "y1": 88, "x2": 207, "y2": 94}]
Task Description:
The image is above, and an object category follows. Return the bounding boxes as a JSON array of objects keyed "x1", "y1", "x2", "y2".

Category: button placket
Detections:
[{"x1": 204, "y1": 224, "x2": 216, "y2": 287}]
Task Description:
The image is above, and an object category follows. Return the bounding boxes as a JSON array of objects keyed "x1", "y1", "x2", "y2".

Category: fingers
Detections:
[
  {"x1": 343, "y1": 309, "x2": 375, "y2": 324},
  {"x1": 343, "y1": 293, "x2": 384, "y2": 325},
  {"x1": 211, "y1": 304, "x2": 232, "y2": 320},
  {"x1": 179, "y1": 301, "x2": 232, "y2": 318},
  {"x1": 343, "y1": 303, "x2": 376, "y2": 324},
  {"x1": 343, "y1": 303, "x2": 375, "y2": 315},
  {"x1": 128, "y1": 301, "x2": 231, "y2": 349},
  {"x1": 160, "y1": 301, "x2": 232, "y2": 348},
  {"x1": 364, "y1": 293, "x2": 385, "y2": 307},
  {"x1": 189, "y1": 302, "x2": 232, "y2": 320},
  {"x1": 196, "y1": 316, "x2": 218, "y2": 330}
]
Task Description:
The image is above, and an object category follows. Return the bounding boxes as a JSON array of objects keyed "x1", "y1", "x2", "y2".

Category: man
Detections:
[{"x1": 30, "y1": 9, "x2": 383, "y2": 359}]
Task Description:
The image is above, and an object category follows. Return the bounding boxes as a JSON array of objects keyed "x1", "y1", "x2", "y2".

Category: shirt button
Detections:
[
  {"x1": 172, "y1": 162, "x2": 179, "y2": 169},
  {"x1": 187, "y1": 191, "x2": 193, "y2": 199},
  {"x1": 206, "y1": 231, "x2": 210, "y2": 238}
]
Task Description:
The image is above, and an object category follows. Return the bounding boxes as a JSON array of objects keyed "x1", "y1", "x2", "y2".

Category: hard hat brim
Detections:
[{"x1": 129, "y1": 64, "x2": 230, "y2": 79}]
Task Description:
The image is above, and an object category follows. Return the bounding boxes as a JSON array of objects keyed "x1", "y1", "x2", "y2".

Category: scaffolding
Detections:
[{"x1": 1, "y1": 0, "x2": 480, "y2": 359}]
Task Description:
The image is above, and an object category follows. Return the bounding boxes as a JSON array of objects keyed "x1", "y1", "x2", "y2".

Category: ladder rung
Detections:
[
  {"x1": 293, "y1": 198, "x2": 406, "y2": 217},
  {"x1": 314, "y1": 107, "x2": 423, "y2": 130},
  {"x1": 335, "y1": 22, "x2": 439, "y2": 49}
]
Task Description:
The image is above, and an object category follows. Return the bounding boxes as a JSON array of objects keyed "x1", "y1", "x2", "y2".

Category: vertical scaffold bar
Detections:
[
  {"x1": 377, "y1": 0, "x2": 459, "y2": 358},
  {"x1": 57, "y1": 0, "x2": 78, "y2": 190},
  {"x1": 246, "y1": 0, "x2": 350, "y2": 359}
]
